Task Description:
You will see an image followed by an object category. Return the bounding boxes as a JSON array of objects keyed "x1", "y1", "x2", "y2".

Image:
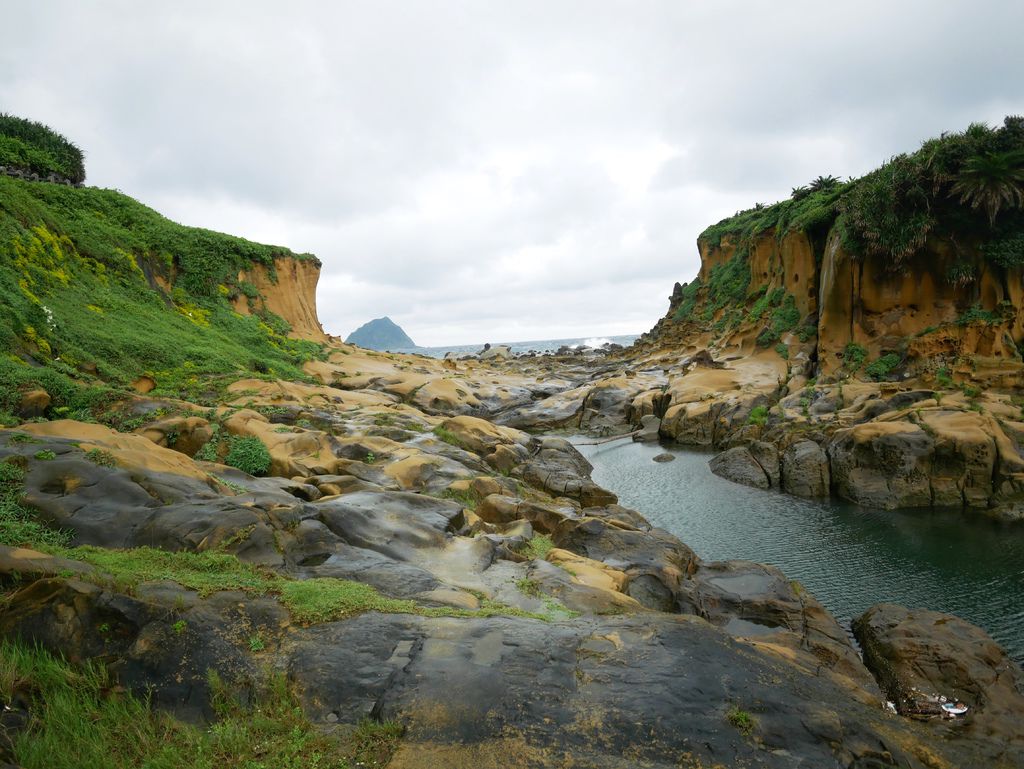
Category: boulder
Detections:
[
  {"x1": 855, "y1": 603, "x2": 1024, "y2": 748},
  {"x1": 479, "y1": 345, "x2": 511, "y2": 360},
  {"x1": 633, "y1": 413, "x2": 661, "y2": 442},
  {"x1": 136, "y1": 415, "x2": 214, "y2": 457},
  {"x1": 709, "y1": 446, "x2": 770, "y2": 490},
  {"x1": 749, "y1": 440, "x2": 781, "y2": 487},
  {"x1": 828, "y1": 422, "x2": 933, "y2": 509},
  {"x1": 781, "y1": 440, "x2": 830, "y2": 498},
  {"x1": 17, "y1": 389, "x2": 50, "y2": 419}
]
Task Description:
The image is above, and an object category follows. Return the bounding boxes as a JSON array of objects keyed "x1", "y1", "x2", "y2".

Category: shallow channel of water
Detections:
[{"x1": 573, "y1": 438, "x2": 1024, "y2": 663}]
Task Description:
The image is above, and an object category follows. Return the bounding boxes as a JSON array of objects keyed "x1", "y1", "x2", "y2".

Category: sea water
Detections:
[
  {"x1": 575, "y1": 438, "x2": 1024, "y2": 664},
  {"x1": 385, "y1": 334, "x2": 639, "y2": 358}
]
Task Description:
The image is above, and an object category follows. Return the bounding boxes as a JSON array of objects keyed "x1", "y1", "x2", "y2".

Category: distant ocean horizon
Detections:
[{"x1": 384, "y1": 333, "x2": 639, "y2": 359}]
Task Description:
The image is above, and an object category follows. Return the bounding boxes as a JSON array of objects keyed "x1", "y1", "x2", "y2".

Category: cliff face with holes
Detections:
[{"x1": 638, "y1": 227, "x2": 1024, "y2": 388}]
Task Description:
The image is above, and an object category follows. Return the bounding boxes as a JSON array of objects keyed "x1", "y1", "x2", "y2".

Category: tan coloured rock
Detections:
[
  {"x1": 136, "y1": 415, "x2": 213, "y2": 457},
  {"x1": 545, "y1": 547, "x2": 629, "y2": 593},
  {"x1": 18, "y1": 420, "x2": 211, "y2": 481},
  {"x1": 438, "y1": 415, "x2": 528, "y2": 454},
  {"x1": 222, "y1": 409, "x2": 341, "y2": 477},
  {"x1": 17, "y1": 389, "x2": 50, "y2": 418}
]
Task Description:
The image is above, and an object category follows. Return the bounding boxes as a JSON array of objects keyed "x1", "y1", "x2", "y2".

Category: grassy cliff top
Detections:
[
  {"x1": 0, "y1": 114, "x2": 87, "y2": 183},
  {"x1": 700, "y1": 116, "x2": 1024, "y2": 270},
  {"x1": 0, "y1": 173, "x2": 325, "y2": 421}
]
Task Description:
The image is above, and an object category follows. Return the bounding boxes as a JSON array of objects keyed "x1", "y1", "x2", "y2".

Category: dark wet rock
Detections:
[
  {"x1": 692, "y1": 560, "x2": 879, "y2": 693},
  {"x1": 652, "y1": 452, "x2": 675, "y2": 462},
  {"x1": 0, "y1": 578, "x2": 268, "y2": 722},
  {"x1": 749, "y1": 440, "x2": 781, "y2": 487},
  {"x1": 827, "y1": 424, "x2": 934, "y2": 509},
  {"x1": 12, "y1": 447, "x2": 283, "y2": 564},
  {"x1": 521, "y1": 438, "x2": 617, "y2": 507},
  {"x1": 290, "y1": 612, "x2": 971, "y2": 769},
  {"x1": 315, "y1": 491, "x2": 464, "y2": 563},
  {"x1": 496, "y1": 386, "x2": 588, "y2": 431},
  {"x1": 709, "y1": 446, "x2": 770, "y2": 489},
  {"x1": 553, "y1": 516, "x2": 697, "y2": 611},
  {"x1": 781, "y1": 439, "x2": 830, "y2": 498},
  {"x1": 854, "y1": 603, "x2": 1024, "y2": 752},
  {"x1": 688, "y1": 349, "x2": 724, "y2": 368}
]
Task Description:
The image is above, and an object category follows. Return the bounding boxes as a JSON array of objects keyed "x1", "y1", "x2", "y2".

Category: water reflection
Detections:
[{"x1": 574, "y1": 438, "x2": 1024, "y2": 663}]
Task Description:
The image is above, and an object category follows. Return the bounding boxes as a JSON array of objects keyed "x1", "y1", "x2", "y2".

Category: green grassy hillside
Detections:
[{"x1": 0, "y1": 174, "x2": 325, "y2": 422}]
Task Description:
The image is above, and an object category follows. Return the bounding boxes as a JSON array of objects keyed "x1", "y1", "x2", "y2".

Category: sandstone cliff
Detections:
[
  {"x1": 640, "y1": 229, "x2": 1024, "y2": 388},
  {"x1": 230, "y1": 254, "x2": 328, "y2": 342}
]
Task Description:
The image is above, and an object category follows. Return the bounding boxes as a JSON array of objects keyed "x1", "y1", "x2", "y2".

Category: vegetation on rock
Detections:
[
  {"x1": 224, "y1": 435, "x2": 272, "y2": 476},
  {"x1": 700, "y1": 116, "x2": 1024, "y2": 272},
  {"x1": 0, "y1": 114, "x2": 86, "y2": 183}
]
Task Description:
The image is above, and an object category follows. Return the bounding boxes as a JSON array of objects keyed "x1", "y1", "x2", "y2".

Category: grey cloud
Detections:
[{"x1": 3, "y1": 1, "x2": 1023, "y2": 345}]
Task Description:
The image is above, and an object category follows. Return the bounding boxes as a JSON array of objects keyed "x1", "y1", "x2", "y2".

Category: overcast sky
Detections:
[{"x1": 3, "y1": 2, "x2": 1023, "y2": 345}]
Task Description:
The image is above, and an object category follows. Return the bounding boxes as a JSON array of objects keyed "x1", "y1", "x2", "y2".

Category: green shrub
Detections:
[
  {"x1": 433, "y1": 425, "x2": 464, "y2": 448},
  {"x1": 672, "y1": 279, "x2": 701, "y2": 322},
  {"x1": 843, "y1": 342, "x2": 868, "y2": 370},
  {"x1": 703, "y1": 252, "x2": 751, "y2": 321},
  {"x1": 865, "y1": 353, "x2": 901, "y2": 381},
  {"x1": 0, "y1": 174, "x2": 325, "y2": 404},
  {"x1": 747, "y1": 405, "x2": 769, "y2": 426},
  {"x1": 84, "y1": 448, "x2": 116, "y2": 467},
  {"x1": 956, "y1": 303, "x2": 1002, "y2": 326},
  {"x1": 224, "y1": 436, "x2": 271, "y2": 477},
  {"x1": 726, "y1": 705, "x2": 754, "y2": 736},
  {"x1": 774, "y1": 343, "x2": 789, "y2": 360},
  {"x1": 697, "y1": 116, "x2": 1024, "y2": 273},
  {"x1": 523, "y1": 534, "x2": 554, "y2": 560}
]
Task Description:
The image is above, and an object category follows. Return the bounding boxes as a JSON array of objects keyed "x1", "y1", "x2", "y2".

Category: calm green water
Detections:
[{"x1": 574, "y1": 439, "x2": 1024, "y2": 663}]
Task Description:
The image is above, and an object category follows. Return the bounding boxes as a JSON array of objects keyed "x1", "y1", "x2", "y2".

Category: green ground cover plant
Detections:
[
  {"x1": 0, "y1": 640, "x2": 403, "y2": 769},
  {"x1": 224, "y1": 435, "x2": 271, "y2": 476}
]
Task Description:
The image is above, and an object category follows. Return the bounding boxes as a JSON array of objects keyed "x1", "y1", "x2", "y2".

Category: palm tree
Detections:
[
  {"x1": 808, "y1": 174, "x2": 840, "y2": 193},
  {"x1": 950, "y1": 149, "x2": 1024, "y2": 226}
]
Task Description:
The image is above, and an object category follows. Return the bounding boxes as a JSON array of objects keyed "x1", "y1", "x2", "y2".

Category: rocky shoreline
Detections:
[{"x1": 3, "y1": 343, "x2": 1023, "y2": 767}]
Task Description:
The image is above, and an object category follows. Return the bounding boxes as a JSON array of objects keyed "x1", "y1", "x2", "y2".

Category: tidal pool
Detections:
[{"x1": 574, "y1": 438, "x2": 1024, "y2": 663}]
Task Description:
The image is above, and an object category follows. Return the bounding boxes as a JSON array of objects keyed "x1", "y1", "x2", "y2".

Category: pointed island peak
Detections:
[{"x1": 345, "y1": 316, "x2": 416, "y2": 350}]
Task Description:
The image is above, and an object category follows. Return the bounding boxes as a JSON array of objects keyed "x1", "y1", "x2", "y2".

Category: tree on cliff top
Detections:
[{"x1": 950, "y1": 149, "x2": 1024, "y2": 227}]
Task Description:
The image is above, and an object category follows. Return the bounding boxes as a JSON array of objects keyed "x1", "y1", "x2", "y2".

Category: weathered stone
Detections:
[
  {"x1": 781, "y1": 440, "x2": 830, "y2": 498},
  {"x1": 709, "y1": 446, "x2": 770, "y2": 489},
  {"x1": 855, "y1": 603, "x2": 1024, "y2": 748}
]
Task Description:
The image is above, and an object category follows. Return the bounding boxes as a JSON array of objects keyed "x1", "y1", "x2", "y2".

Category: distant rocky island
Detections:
[{"x1": 345, "y1": 316, "x2": 416, "y2": 350}]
